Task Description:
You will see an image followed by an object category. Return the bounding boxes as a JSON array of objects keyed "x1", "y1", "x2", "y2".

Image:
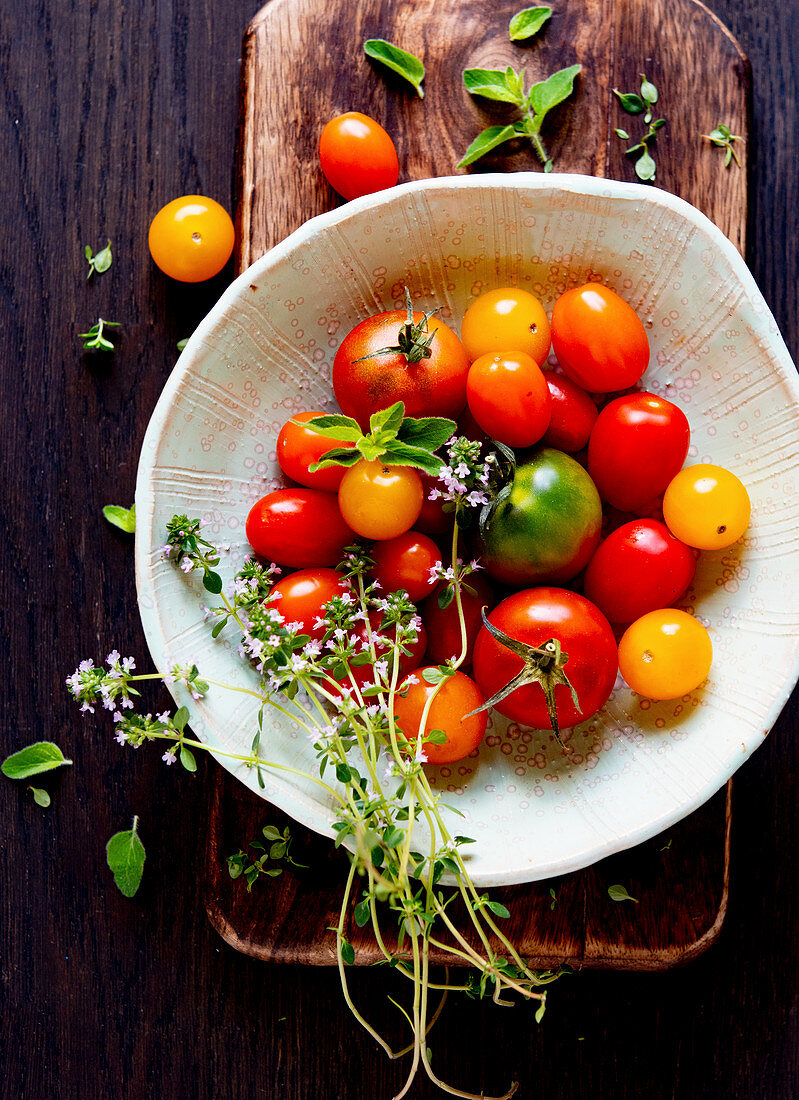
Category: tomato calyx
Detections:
[
  {"x1": 353, "y1": 287, "x2": 441, "y2": 366},
  {"x1": 467, "y1": 610, "x2": 580, "y2": 742}
]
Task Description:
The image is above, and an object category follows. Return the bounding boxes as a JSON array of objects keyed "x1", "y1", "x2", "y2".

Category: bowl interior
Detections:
[{"x1": 136, "y1": 175, "x2": 799, "y2": 886}]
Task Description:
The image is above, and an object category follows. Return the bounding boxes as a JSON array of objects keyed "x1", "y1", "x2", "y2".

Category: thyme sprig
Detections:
[
  {"x1": 614, "y1": 74, "x2": 665, "y2": 181},
  {"x1": 703, "y1": 123, "x2": 743, "y2": 168}
]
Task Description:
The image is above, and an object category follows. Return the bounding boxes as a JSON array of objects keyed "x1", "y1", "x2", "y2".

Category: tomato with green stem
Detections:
[
  {"x1": 277, "y1": 411, "x2": 355, "y2": 492},
  {"x1": 466, "y1": 351, "x2": 552, "y2": 447},
  {"x1": 662, "y1": 464, "x2": 751, "y2": 550},
  {"x1": 319, "y1": 112, "x2": 399, "y2": 200},
  {"x1": 460, "y1": 287, "x2": 551, "y2": 366},
  {"x1": 338, "y1": 459, "x2": 423, "y2": 540},
  {"x1": 550, "y1": 283, "x2": 649, "y2": 391},
  {"x1": 618, "y1": 609, "x2": 713, "y2": 699},
  {"x1": 393, "y1": 668, "x2": 487, "y2": 764},
  {"x1": 148, "y1": 195, "x2": 234, "y2": 282}
]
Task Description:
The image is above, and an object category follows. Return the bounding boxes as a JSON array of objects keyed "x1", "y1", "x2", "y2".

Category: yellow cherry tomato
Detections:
[
  {"x1": 662, "y1": 464, "x2": 751, "y2": 550},
  {"x1": 618, "y1": 609, "x2": 713, "y2": 700},
  {"x1": 338, "y1": 459, "x2": 423, "y2": 540},
  {"x1": 460, "y1": 287, "x2": 551, "y2": 366},
  {"x1": 148, "y1": 195, "x2": 235, "y2": 282}
]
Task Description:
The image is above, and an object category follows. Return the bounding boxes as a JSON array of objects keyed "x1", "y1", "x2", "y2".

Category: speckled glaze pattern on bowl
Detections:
[{"x1": 135, "y1": 174, "x2": 799, "y2": 887}]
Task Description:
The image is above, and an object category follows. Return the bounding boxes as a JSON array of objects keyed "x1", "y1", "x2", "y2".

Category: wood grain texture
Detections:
[
  {"x1": 2, "y1": 0, "x2": 798, "y2": 1098},
  {"x1": 208, "y1": 0, "x2": 749, "y2": 970}
]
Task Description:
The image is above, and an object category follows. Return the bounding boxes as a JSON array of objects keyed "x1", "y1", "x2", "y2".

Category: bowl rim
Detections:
[{"x1": 135, "y1": 172, "x2": 799, "y2": 885}]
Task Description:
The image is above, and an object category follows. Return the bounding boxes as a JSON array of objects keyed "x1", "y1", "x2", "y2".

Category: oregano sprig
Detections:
[
  {"x1": 614, "y1": 74, "x2": 665, "y2": 181},
  {"x1": 459, "y1": 62, "x2": 581, "y2": 171}
]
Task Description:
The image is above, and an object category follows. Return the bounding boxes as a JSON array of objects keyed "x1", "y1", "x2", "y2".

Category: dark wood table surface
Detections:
[{"x1": 1, "y1": 1, "x2": 797, "y2": 1097}]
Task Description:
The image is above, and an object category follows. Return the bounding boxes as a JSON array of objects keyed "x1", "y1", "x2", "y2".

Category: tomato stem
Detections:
[{"x1": 351, "y1": 286, "x2": 440, "y2": 367}]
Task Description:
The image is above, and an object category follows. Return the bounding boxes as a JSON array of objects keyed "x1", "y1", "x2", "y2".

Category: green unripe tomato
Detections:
[{"x1": 480, "y1": 448, "x2": 602, "y2": 586}]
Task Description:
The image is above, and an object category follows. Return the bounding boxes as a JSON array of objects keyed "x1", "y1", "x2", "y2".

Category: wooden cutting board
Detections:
[{"x1": 204, "y1": 0, "x2": 749, "y2": 968}]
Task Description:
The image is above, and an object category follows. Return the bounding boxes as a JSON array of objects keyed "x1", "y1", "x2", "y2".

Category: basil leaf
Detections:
[
  {"x1": 635, "y1": 148, "x2": 656, "y2": 181},
  {"x1": 613, "y1": 89, "x2": 645, "y2": 114},
  {"x1": 364, "y1": 39, "x2": 425, "y2": 98},
  {"x1": 396, "y1": 415, "x2": 456, "y2": 452},
  {"x1": 509, "y1": 6, "x2": 552, "y2": 41},
  {"x1": 639, "y1": 74, "x2": 658, "y2": 104},
  {"x1": 463, "y1": 68, "x2": 524, "y2": 105},
  {"x1": 301, "y1": 414, "x2": 362, "y2": 441},
  {"x1": 527, "y1": 64, "x2": 581, "y2": 124},
  {"x1": 607, "y1": 883, "x2": 638, "y2": 903},
  {"x1": 106, "y1": 818, "x2": 146, "y2": 898},
  {"x1": 381, "y1": 442, "x2": 443, "y2": 475},
  {"x1": 309, "y1": 447, "x2": 362, "y2": 472},
  {"x1": 369, "y1": 401, "x2": 405, "y2": 436},
  {"x1": 102, "y1": 504, "x2": 136, "y2": 533},
  {"x1": 456, "y1": 124, "x2": 519, "y2": 169},
  {"x1": 2, "y1": 741, "x2": 73, "y2": 780},
  {"x1": 29, "y1": 787, "x2": 51, "y2": 807}
]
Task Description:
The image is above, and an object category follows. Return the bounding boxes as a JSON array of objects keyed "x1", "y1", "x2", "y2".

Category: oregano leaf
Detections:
[
  {"x1": 364, "y1": 39, "x2": 425, "y2": 98},
  {"x1": 613, "y1": 89, "x2": 645, "y2": 114},
  {"x1": 102, "y1": 504, "x2": 136, "y2": 533},
  {"x1": 463, "y1": 68, "x2": 524, "y2": 105},
  {"x1": 527, "y1": 64, "x2": 581, "y2": 124},
  {"x1": 106, "y1": 817, "x2": 146, "y2": 898},
  {"x1": 608, "y1": 883, "x2": 639, "y2": 903},
  {"x1": 509, "y1": 6, "x2": 552, "y2": 41},
  {"x1": 2, "y1": 742, "x2": 73, "y2": 780},
  {"x1": 456, "y1": 124, "x2": 519, "y2": 168}
]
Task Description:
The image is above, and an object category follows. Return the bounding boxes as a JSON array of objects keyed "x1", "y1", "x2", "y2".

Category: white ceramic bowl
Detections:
[{"x1": 135, "y1": 174, "x2": 799, "y2": 886}]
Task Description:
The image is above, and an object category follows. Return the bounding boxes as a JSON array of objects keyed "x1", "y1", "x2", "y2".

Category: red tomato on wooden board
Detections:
[
  {"x1": 393, "y1": 668, "x2": 487, "y2": 765},
  {"x1": 466, "y1": 351, "x2": 551, "y2": 448},
  {"x1": 332, "y1": 310, "x2": 470, "y2": 430},
  {"x1": 277, "y1": 411, "x2": 354, "y2": 492},
  {"x1": 422, "y1": 574, "x2": 495, "y2": 667},
  {"x1": 587, "y1": 392, "x2": 690, "y2": 512},
  {"x1": 550, "y1": 283, "x2": 649, "y2": 392},
  {"x1": 270, "y1": 568, "x2": 349, "y2": 637},
  {"x1": 372, "y1": 531, "x2": 442, "y2": 603},
  {"x1": 583, "y1": 519, "x2": 697, "y2": 624},
  {"x1": 472, "y1": 588, "x2": 618, "y2": 731},
  {"x1": 540, "y1": 370, "x2": 598, "y2": 452},
  {"x1": 318, "y1": 113, "x2": 399, "y2": 200},
  {"x1": 246, "y1": 488, "x2": 354, "y2": 568}
]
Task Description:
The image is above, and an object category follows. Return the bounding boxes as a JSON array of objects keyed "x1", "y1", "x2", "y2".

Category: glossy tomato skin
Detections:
[
  {"x1": 333, "y1": 310, "x2": 470, "y2": 430},
  {"x1": 148, "y1": 196, "x2": 235, "y2": 282},
  {"x1": 618, "y1": 609, "x2": 712, "y2": 699},
  {"x1": 663, "y1": 464, "x2": 751, "y2": 550},
  {"x1": 540, "y1": 370, "x2": 598, "y2": 452},
  {"x1": 551, "y1": 283, "x2": 649, "y2": 392},
  {"x1": 372, "y1": 531, "x2": 442, "y2": 602},
  {"x1": 393, "y1": 669, "x2": 487, "y2": 765},
  {"x1": 588, "y1": 392, "x2": 690, "y2": 512},
  {"x1": 318, "y1": 113, "x2": 399, "y2": 200},
  {"x1": 466, "y1": 351, "x2": 551, "y2": 447},
  {"x1": 270, "y1": 568, "x2": 348, "y2": 638},
  {"x1": 416, "y1": 473, "x2": 453, "y2": 535},
  {"x1": 460, "y1": 288, "x2": 551, "y2": 367},
  {"x1": 422, "y1": 574, "x2": 495, "y2": 667},
  {"x1": 480, "y1": 448, "x2": 602, "y2": 586},
  {"x1": 473, "y1": 588, "x2": 618, "y2": 729},
  {"x1": 246, "y1": 489, "x2": 354, "y2": 568},
  {"x1": 583, "y1": 519, "x2": 696, "y2": 624},
  {"x1": 276, "y1": 411, "x2": 354, "y2": 492},
  {"x1": 338, "y1": 460, "x2": 423, "y2": 540}
]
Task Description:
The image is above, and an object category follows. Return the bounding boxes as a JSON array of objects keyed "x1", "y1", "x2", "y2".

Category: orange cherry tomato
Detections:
[
  {"x1": 618, "y1": 609, "x2": 713, "y2": 700},
  {"x1": 460, "y1": 287, "x2": 551, "y2": 366},
  {"x1": 466, "y1": 351, "x2": 552, "y2": 447},
  {"x1": 662, "y1": 464, "x2": 751, "y2": 550},
  {"x1": 319, "y1": 112, "x2": 399, "y2": 200},
  {"x1": 277, "y1": 411, "x2": 355, "y2": 492},
  {"x1": 393, "y1": 668, "x2": 487, "y2": 764},
  {"x1": 550, "y1": 283, "x2": 649, "y2": 392},
  {"x1": 338, "y1": 459, "x2": 423, "y2": 540},
  {"x1": 148, "y1": 195, "x2": 234, "y2": 282},
  {"x1": 371, "y1": 531, "x2": 442, "y2": 602}
]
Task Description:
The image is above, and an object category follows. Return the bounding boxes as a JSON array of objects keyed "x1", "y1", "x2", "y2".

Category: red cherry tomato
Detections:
[
  {"x1": 551, "y1": 283, "x2": 650, "y2": 392},
  {"x1": 466, "y1": 351, "x2": 552, "y2": 447},
  {"x1": 416, "y1": 473, "x2": 453, "y2": 535},
  {"x1": 422, "y1": 574, "x2": 495, "y2": 667},
  {"x1": 270, "y1": 568, "x2": 349, "y2": 638},
  {"x1": 472, "y1": 588, "x2": 618, "y2": 730},
  {"x1": 588, "y1": 392, "x2": 690, "y2": 512},
  {"x1": 540, "y1": 370, "x2": 598, "y2": 452},
  {"x1": 335, "y1": 612, "x2": 428, "y2": 694},
  {"x1": 583, "y1": 520, "x2": 696, "y2": 624},
  {"x1": 246, "y1": 489, "x2": 354, "y2": 568},
  {"x1": 393, "y1": 669, "x2": 487, "y2": 765},
  {"x1": 276, "y1": 411, "x2": 355, "y2": 492},
  {"x1": 371, "y1": 531, "x2": 442, "y2": 602},
  {"x1": 318, "y1": 112, "x2": 399, "y2": 200},
  {"x1": 333, "y1": 309, "x2": 470, "y2": 430}
]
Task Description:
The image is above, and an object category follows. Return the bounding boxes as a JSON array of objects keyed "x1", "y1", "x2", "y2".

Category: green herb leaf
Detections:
[
  {"x1": 613, "y1": 89, "x2": 645, "y2": 114},
  {"x1": 354, "y1": 898, "x2": 371, "y2": 927},
  {"x1": 262, "y1": 825, "x2": 284, "y2": 841},
  {"x1": 614, "y1": 127, "x2": 629, "y2": 140},
  {"x1": 426, "y1": 729, "x2": 449, "y2": 745},
  {"x1": 422, "y1": 666, "x2": 455, "y2": 685},
  {"x1": 29, "y1": 786, "x2": 51, "y2": 807},
  {"x1": 176, "y1": 338, "x2": 188, "y2": 352},
  {"x1": 463, "y1": 68, "x2": 524, "y2": 105},
  {"x1": 340, "y1": 938, "x2": 355, "y2": 965},
  {"x1": 2, "y1": 741, "x2": 73, "y2": 780},
  {"x1": 202, "y1": 570, "x2": 223, "y2": 594},
  {"x1": 486, "y1": 899, "x2": 511, "y2": 918},
  {"x1": 106, "y1": 816, "x2": 146, "y2": 898},
  {"x1": 634, "y1": 147, "x2": 656, "y2": 181},
  {"x1": 456, "y1": 124, "x2": 519, "y2": 169},
  {"x1": 527, "y1": 63, "x2": 582, "y2": 125},
  {"x1": 369, "y1": 401, "x2": 406, "y2": 436},
  {"x1": 509, "y1": 5, "x2": 552, "y2": 41},
  {"x1": 102, "y1": 504, "x2": 136, "y2": 533},
  {"x1": 549, "y1": 886, "x2": 557, "y2": 910},
  {"x1": 85, "y1": 239, "x2": 113, "y2": 279},
  {"x1": 309, "y1": 447, "x2": 362, "y2": 472},
  {"x1": 364, "y1": 39, "x2": 425, "y2": 98},
  {"x1": 381, "y1": 441, "x2": 443, "y2": 475},
  {"x1": 396, "y1": 415, "x2": 456, "y2": 452},
  {"x1": 301, "y1": 414, "x2": 363, "y2": 441},
  {"x1": 607, "y1": 883, "x2": 639, "y2": 903},
  {"x1": 173, "y1": 706, "x2": 189, "y2": 733},
  {"x1": 639, "y1": 74, "x2": 658, "y2": 104},
  {"x1": 179, "y1": 744, "x2": 197, "y2": 772},
  {"x1": 535, "y1": 1000, "x2": 546, "y2": 1023}
]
